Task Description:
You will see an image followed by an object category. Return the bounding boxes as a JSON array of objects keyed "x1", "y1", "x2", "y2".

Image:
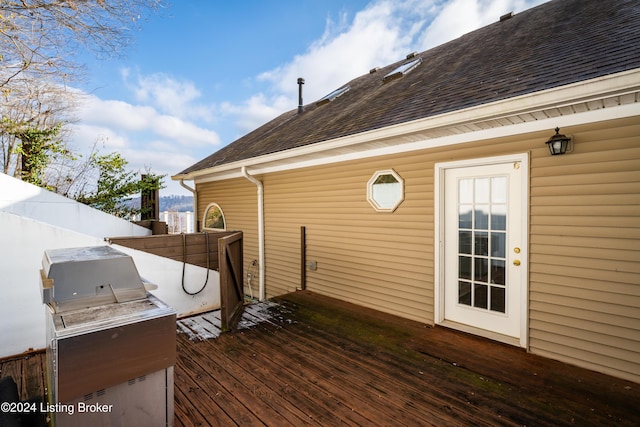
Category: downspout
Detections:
[
  {"x1": 179, "y1": 179, "x2": 198, "y2": 232},
  {"x1": 241, "y1": 166, "x2": 266, "y2": 301}
]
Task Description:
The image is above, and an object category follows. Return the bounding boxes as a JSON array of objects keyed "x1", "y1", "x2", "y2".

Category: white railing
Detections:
[{"x1": 162, "y1": 211, "x2": 195, "y2": 234}]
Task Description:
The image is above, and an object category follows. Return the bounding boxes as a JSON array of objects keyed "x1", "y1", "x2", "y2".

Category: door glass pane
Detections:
[
  {"x1": 490, "y1": 287, "x2": 506, "y2": 313},
  {"x1": 475, "y1": 178, "x2": 490, "y2": 203},
  {"x1": 475, "y1": 205, "x2": 489, "y2": 229},
  {"x1": 490, "y1": 259, "x2": 505, "y2": 285},
  {"x1": 475, "y1": 231, "x2": 488, "y2": 256},
  {"x1": 474, "y1": 284, "x2": 488, "y2": 309},
  {"x1": 459, "y1": 256, "x2": 472, "y2": 280},
  {"x1": 459, "y1": 231, "x2": 472, "y2": 254},
  {"x1": 491, "y1": 177, "x2": 507, "y2": 203},
  {"x1": 459, "y1": 281, "x2": 471, "y2": 306},
  {"x1": 491, "y1": 232, "x2": 506, "y2": 258},
  {"x1": 459, "y1": 179, "x2": 473, "y2": 203},
  {"x1": 457, "y1": 174, "x2": 509, "y2": 314},
  {"x1": 459, "y1": 205, "x2": 473, "y2": 228},
  {"x1": 491, "y1": 204, "x2": 506, "y2": 230},
  {"x1": 474, "y1": 258, "x2": 488, "y2": 282}
]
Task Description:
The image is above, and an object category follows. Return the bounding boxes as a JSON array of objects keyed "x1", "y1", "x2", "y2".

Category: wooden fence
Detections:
[
  {"x1": 108, "y1": 231, "x2": 245, "y2": 331},
  {"x1": 107, "y1": 231, "x2": 237, "y2": 271}
]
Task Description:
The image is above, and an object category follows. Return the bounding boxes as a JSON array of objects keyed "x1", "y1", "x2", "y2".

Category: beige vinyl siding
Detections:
[
  {"x1": 528, "y1": 119, "x2": 640, "y2": 382},
  {"x1": 194, "y1": 116, "x2": 639, "y2": 382},
  {"x1": 196, "y1": 178, "x2": 261, "y2": 296},
  {"x1": 262, "y1": 158, "x2": 434, "y2": 321},
  {"x1": 259, "y1": 135, "x2": 544, "y2": 323}
]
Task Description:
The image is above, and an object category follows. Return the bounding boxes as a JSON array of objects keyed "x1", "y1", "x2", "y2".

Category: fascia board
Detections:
[{"x1": 243, "y1": 102, "x2": 640, "y2": 177}]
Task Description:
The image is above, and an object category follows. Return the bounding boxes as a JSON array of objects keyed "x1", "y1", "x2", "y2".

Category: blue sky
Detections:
[{"x1": 69, "y1": 0, "x2": 548, "y2": 195}]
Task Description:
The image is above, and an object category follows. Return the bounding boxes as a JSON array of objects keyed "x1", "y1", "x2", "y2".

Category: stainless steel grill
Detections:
[{"x1": 41, "y1": 245, "x2": 175, "y2": 427}]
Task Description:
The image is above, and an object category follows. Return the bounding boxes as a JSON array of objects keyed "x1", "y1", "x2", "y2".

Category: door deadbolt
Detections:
[{"x1": 514, "y1": 247, "x2": 521, "y2": 254}]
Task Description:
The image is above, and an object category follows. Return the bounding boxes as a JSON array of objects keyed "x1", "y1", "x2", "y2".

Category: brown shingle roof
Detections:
[{"x1": 178, "y1": 0, "x2": 640, "y2": 175}]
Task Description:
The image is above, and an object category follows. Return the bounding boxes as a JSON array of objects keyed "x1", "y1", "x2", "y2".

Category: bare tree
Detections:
[
  {"x1": 46, "y1": 137, "x2": 101, "y2": 197},
  {"x1": 0, "y1": 0, "x2": 165, "y2": 191},
  {"x1": 1, "y1": 79, "x2": 77, "y2": 176},
  {"x1": 0, "y1": 0, "x2": 165, "y2": 89}
]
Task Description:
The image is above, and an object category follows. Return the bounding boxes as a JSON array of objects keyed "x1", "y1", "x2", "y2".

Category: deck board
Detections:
[
  {"x1": 2, "y1": 291, "x2": 639, "y2": 426},
  {"x1": 177, "y1": 300, "x2": 283, "y2": 341},
  {"x1": 255, "y1": 320, "x2": 478, "y2": 426},
  {"x1": 231, "y1": 324, "x2": 447, "y2": 426},
  {"x1": 173, "y1": 291, "x2": 639, "y2": 426}
]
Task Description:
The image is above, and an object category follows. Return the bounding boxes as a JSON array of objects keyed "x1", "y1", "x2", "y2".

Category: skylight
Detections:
[
  {"x1": 316, "y1": 85, "x2": 351, "y2": 106},
  {"x1": 383, "y1": 58, "x2": 422, "y2": 83}
]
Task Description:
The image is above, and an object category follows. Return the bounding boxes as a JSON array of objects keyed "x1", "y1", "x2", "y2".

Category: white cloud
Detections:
[
  {"x1": 123, "y1": 69, "x2": 217, "y2": 122},
  {"x1": 66, "y1": 92, "x2": 221, "y2": 196},
  {"x1": 74, "y1": 93, "x2": 220, "y2": 148},
  {"x1": 79, "y1": 96, "x2": 155, "y2": 132},
  {"x1": 117, "y1": 146, "x2": 197, "y2": 174},
  {"x1": 69, "y1": 123, "x2": 129, "y2": 150},
  {"x1": 220, "y1": 93, "x2": 292, "y2": 137},
  {"x1": 151, "y1": 114, "x2": 220, "y2": 146},
  {"x1": 417, "y1": 0, "x2": 548, "y2": 49}
]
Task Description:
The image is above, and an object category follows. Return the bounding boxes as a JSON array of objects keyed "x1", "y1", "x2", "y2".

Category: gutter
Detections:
[
  {"x1": 179, "y1": 179, "x2": 197, "y2": 232},
  {"x1": 241, "y1": 166, "x2": 266, "y2": 301}
]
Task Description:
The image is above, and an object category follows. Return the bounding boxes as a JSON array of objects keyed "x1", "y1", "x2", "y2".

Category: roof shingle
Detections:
[{"x1": 179, "y1": 0, "x2": 640, "y2": 175}]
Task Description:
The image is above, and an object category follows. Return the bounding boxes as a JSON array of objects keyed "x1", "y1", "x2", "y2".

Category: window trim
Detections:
[
  {"x1": 367, "y1": 169, "x2": 405, "y2": 212},
  {"x1": 202, "y1": 202, "x2": 227, "y2": 230}
]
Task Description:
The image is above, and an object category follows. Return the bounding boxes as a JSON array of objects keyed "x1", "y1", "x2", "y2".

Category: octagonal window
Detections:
[{"x1": 367, "y1": 169, "x2": 404, "y2": 212}]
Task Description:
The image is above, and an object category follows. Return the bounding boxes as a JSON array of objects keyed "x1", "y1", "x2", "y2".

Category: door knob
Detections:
[{"x1": 513, "y1": 260, "x2": 521, "y2": 266}]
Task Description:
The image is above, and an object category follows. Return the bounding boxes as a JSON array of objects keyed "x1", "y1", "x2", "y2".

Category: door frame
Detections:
[{"x1": 434, "y1": 153, "x2": 529, "y2": 348}]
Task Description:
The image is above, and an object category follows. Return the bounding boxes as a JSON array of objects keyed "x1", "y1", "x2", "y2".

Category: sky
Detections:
[{"x1": 70, "y1": 0, "x2": 549, "y2": 196}]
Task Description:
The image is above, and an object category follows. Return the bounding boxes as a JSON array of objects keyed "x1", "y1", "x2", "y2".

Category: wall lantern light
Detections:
[{"x1": 545, "y1": 127, "x2": 572, "y2": 155}]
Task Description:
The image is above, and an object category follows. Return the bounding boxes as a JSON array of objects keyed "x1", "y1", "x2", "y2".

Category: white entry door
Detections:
[{"x1": 441, "y1": 157, "x2": 526, "y2": 343}]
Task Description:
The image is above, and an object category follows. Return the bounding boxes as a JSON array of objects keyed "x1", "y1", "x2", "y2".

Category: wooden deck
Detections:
[
  {"x1": 177, "y1": 300, "x2": 282, "y2": 341},
  {"x1": 2, "y1": 291, "x2": 638, "y2": 426}
]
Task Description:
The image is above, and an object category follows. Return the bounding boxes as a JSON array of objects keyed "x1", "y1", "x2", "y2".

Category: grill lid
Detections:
[{"x1": 41, "y1": 245, "x2": 148, "y2": 312}]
